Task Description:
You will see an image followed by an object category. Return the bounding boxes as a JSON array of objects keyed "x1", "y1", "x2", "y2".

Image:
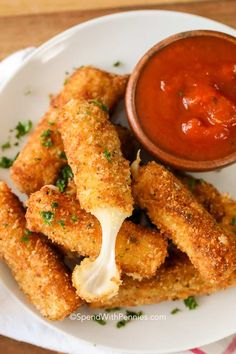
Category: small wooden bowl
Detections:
[{"x1": 125, "y1": 30, "x2": 236, "y2": 172}]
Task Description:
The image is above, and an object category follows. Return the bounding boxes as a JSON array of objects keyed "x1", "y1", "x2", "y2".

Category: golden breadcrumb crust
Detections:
[
  {"x1": 11, "y1": 66, "x2": 128, "y2": 195},
  {"x1": 90, "y1": 252, "x2": 236, "y2": 308},
  {"x1": 58, "y1": 99, "x2": 133, "y2": 213},
  {"x1": 0, "y1": 182, "x2": 81, "y2": 320},
  {"x1": 220, "y1": 194, "x2": 236, "y2": 236},
  {"x1": 26, "y1": 186, "x2": 167, "y2": 279},
  {"x1": 178, "y1": 174, "x2": 225, "y2": 222},
  {"x1": 132, "y1": 162, "x2": 236, "y2": 282}
]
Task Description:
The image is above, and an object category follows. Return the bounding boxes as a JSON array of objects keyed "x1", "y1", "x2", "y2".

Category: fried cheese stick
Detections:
[
  {"x1": 11, "y1": 66, "x2": 128, "y2": 195},
  {"x1": 0, "y1": 182, "x2": 81, "y2": 320},
  {"x1": 25, "y1": 186, "x2": 167, "y2": 279},
  {"x1": 90, "y1": 252, "x2": 236, "y2": 308},
  {"x1": 132, "y1": 161, "x2": 236, "y2": 282},
  {"x1": 178, "y1": 174, "x2": 225, "y2": 222},
  {"x1": 58, "y1": 99, "x2": 133, "y2": 302}
]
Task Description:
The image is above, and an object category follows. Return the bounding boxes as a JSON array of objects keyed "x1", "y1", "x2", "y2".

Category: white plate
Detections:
[{"x1": 0, "y1": 10, "x2": 236, "y2": 354}]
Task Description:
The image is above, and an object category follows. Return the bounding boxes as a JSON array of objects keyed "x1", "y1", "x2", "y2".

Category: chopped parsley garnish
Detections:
[
  {"x1": 184, "y1": 296, "x2": 198, "y2": 310},
  {"x1": 71, "y1": 215, "x2": 78, "y2": 223},
  {"x1": 116, "y1": 310, "x2": 143, "y2": 328},
  {"x1": 15, "y1": 120, "x2": 32, "y2": 139},
  {"x1": 232, "y1": 217, "x2": 236, "y2": 226},
  {"x1": 40, "y1": 129, "x2": 53, "y2": 147},
  {"x1": 1, "y1": 142, "x2": 11, "y2": 150},
  {"x1": 48, "y1": 121, "x2": 55, "y2": 126},
  {"x1": 24, "y1": 229, "x2": 32, "y2": 236},
  {"x1": 58, "y1": 220, "x2": 65, "y2": 228},
  {"x1": 89, "y1": 99, "x2": 109, "y2": 113},
  {"x1": 103, "y1": 149, "x2": 112, "y2": 163},
  {"x1": 64, "y1": 78, "x2": 69, "y2": 85},
  {"x1": 59, "y1": 151, "x2": 67, "y2": 160},
  {"x1": 105, "y1": 307, "x2": 121, "y2": 313},
  {"x1": 0, "y1": 156, "x2": 14, "y2": 168},
  {"x1": 51, "y1": 202, "x2": 59, "y2": 209},
  {"x1": 92, "y1": 315, "x2": 106, "y2": 325},
  {"x1": 171, "y1": 308, "x2": 181, "y2": 315},
  {"x1": 113, "y1": 61, "x2": 121, "y2": 67},
  {"x1": 188, "y1": 177, "x2": 196, "y2": 192},
  {"x1": 55, "y1": 165, "x2": 74, "y2": 192},
  {"x1": 21, "y1": 236, "x2": 30, "y2": 243},
  {"x1": 40, "y1": 211, "x2": 54, "y2": 225}
]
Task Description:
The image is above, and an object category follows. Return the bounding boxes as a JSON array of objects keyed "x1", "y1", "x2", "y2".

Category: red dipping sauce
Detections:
[{"x1": 135, "y1": 35, "x2": 236, "y2": 161}]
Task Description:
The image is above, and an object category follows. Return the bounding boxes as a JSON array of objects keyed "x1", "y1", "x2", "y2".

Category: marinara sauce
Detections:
[{"x1": 135, "y1": 35, "x2": 236, "y2": 161}]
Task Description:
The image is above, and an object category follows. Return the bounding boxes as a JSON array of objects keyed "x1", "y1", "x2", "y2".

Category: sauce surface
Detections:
[{"x1": 136, "y1": 35, "x2": 236, "y2": 161}]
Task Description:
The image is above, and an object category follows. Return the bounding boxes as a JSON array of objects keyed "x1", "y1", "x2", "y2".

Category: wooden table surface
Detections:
[{"x1": 0, "y1": 0, "x2": 235, "y2": 353}]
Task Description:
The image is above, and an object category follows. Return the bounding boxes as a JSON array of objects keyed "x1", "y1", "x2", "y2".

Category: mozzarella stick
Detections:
[
  {"x1": 11, "y1": 66, "x2": 128, "y2": 195},
  {"x1": 132, "y1": 161, "x2": 236, "y2": 282},
  {"x1": 58, "y1": 99, "x2": 133, "y2": 302},
  {"x1": 0, "y1": 182, "x2": 81, "y2": 320},
  {"x1": 220, "y1": 194, "x2": 236, "y2": 236},
  {"x1": 25, "y1": 186, "x2": 167, "y2": 279},
  {"x1": 178, "y1": 174, "x2": 225, "y2": 222},
  {"x1": 90, "y1": 252, "x2": 236, "y2": 308}
]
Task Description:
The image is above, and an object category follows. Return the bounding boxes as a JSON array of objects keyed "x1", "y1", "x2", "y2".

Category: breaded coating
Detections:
[
  {"x1": 0, "y1": 182, "x2": 81, "y2": 320},
  {"x1": 178, "y1": 174, "x2": 225, "y2": 222},
  {"x1": 90, "y1": 252, "x2": 236, "y2": 308},
  {"x1": 11, "y1": 66, "x2": 128, "y2": 195},
  {"x1": 58, "y1": 99, "x2": 133, "y2": 213},
  {"x1": 220, "y1": 194, "x2": 236, "y2": 236},
  {"x1": 132, "y1": 162, "x2": 236, "y2": 282},
  {"x1": 25, "y1": 186, "x2": 167, "y2": 279}
]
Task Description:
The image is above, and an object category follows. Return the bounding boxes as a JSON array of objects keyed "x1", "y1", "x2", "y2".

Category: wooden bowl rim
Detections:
[{"x1": 125, "y1": 29, "x2": 236, "y2": 171}]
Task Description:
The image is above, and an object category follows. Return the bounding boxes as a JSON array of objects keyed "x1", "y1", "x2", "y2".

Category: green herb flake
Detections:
[
  {"x1": 171, "y1": 308, "x2": 181, "y2": 315},
  {"x1": 1, "y1": 142, "x2": 11, "y2": 150},
  {"x1": 55, "y1": 165, "x2": 74, "y2": 192},
  {"x1": 15, "y1": 120, "x2": 33, "y2": 139},
  {"x1": 59, "y1": 151, "x2": 67, "y2": 160},
  {"x1": 184, "y1": 296, "x2": 198, "y2": 310},
  {"x1": 89, "y1": 99, "x2": 109, "y2": 113},
  {"x1": 40, "y1": 129, "x2": 53, "y2": 147},
  {"x1": 113, "y1": 61, "x2": 122, "y2": 67},
  {"x1": 48, "y1": 121, "x2": 55, "y2": 126},
  {"x1": 40, "y1": 211, "x2": 54, "y2": 225},
  {"x1": 103, "y1": 149, "x2": 112, "y2": 163},
  {"x1": 21, "y1": 236, "x2": 30, "y2": 243},
  {"x1": 0, "y1": 156, "x2": 14, "y2": 168},
  {"x1": 92, "y1": 315, "x2": 106, "y2": 326},
  {"x1": 64, "y1": 78, "x2": 69, "y2": 85},
  {"x1": 199, "y1": 178, "x2": 205, "y2": 185},
  {"x1": 24, "y1": 229, "x2": 32, "y2": 236},
  {"x1": 178, "y1": 90, "x2": 184, "y2": 97},
  {"x1": 24, "y1": 89, "x2": 32, "y2": 96},
  {"x1": 71, "y1": 215, "x2": 78, "y2": 223},
  {"x1": 58, "y1": 220, "x2": 65, "y2": 228},
  {"x1": 188, "y1": 178, "x2": 196, "y2": 192},
  {"x1": 117, "y1": 310, "x2": 143, "y2": 329},
  {"x1": 14, "y1": 142, "x2": 19, "y2": 146},
  {"x1": 105, "y1": 307, "x2": 121, "y2": 313},
  {"x1": 232, "y1": 217, "x2": 236, "y2": 226},
  {"x1": 51, "y1": 202, "x2": 59, "y2": 209},
  {"x1": 116, "y1": 320, "x2": 127, "y2": 328}
]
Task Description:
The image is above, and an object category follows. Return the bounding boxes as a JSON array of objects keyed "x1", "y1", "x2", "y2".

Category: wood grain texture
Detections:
[
  {"x1": 0, "y1": 0, "x2": 214, "y2": 17},
  {"x1": 0, "y1": 0, "x2": 235, "y2": 60},
  {"x1": 0, "y1": 335, "x2": 61, "y2": 354},
  {"x1": 0, "y1": 1, "x2": 235, "y2": 353}
]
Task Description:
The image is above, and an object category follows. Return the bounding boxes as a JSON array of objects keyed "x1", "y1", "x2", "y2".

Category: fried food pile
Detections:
[{"x1": 0, "y1": 66, "x2": 235, "y2": 320}]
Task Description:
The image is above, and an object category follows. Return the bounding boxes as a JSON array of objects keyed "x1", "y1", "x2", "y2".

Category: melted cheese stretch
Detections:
[
  {"x1": 59, "y1": 100, "x2": 133, "y2": 301},
  {"x1": 72, "y1": 208, "x2": 127, "y2": 301}
]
